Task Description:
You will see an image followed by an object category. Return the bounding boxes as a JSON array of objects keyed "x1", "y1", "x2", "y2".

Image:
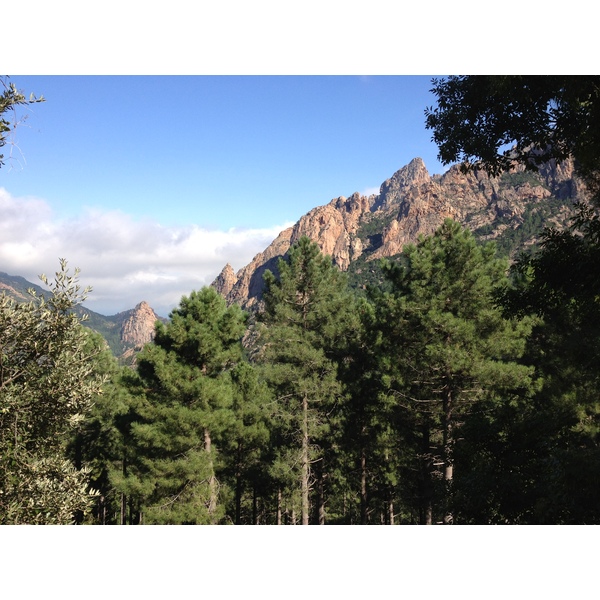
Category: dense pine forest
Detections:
[{"x1": 2, "y1": 76, "x2": 600, "y2": 524}]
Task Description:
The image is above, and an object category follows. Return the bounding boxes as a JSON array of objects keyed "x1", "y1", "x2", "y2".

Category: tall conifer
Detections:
[
  {"x1": 375, "y1": 220, "x2": 535, "y2": 523},
  {"x1": 119, "y1": 287, "x2": 246, "y2": 524},
  {"x1": 256, "y1": 237, "x2": 354, "y2": 524}
]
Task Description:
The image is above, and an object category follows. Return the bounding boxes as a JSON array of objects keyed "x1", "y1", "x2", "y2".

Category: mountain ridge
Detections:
[
  {"x1": 212, "y1": 157, "x2": 585, "y2": 309},
  {"x1": 2, "y1": 156, "x2": 585, "y2": 353},
  {"x1": 0, "y1": 271, "x2": 164, "y2": 360}
]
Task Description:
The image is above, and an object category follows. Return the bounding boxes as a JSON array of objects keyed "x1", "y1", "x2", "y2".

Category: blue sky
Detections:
[
  {"x1": 0, "y1": 75, "x2": 449, "y2": 315},
  {"x1": 2, "y1": 76, "x2": 446, "y2": 228}
]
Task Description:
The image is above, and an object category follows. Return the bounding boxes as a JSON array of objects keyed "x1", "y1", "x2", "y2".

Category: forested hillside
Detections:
[{"x1": 2, "y1": 75, "x2": 600, "y2": 524}]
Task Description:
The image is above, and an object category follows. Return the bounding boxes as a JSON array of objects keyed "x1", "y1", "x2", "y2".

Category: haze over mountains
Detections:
[{"x1": 2, "y1": 156, "x2": 585, "y2": 359}]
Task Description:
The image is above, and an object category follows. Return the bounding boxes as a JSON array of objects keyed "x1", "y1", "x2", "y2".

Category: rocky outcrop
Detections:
[
  {"x1": 0, "y1": 270, "x2": 165, "y2": 360},
  {"x1": 225, "y1": 227, "x2": 294, "y2": 309},
  {"x1": 212, "y1": 263, "x2": 237, "y2": 298},
  {"x1": 119, "y1": 301, "x2": 160, "y2": 349},
  {"x1": 213, "y1": 157, "x2": 584, "y2": 310},
  {"x1": 370, "y1": 163, "x2": 499, "y2": 258},
  {"x1": 290, "y1": 192, "x2": 374, "y2": 269},
  {"x1": 374, "y1": 157, "x2": 432, "y2": 211},
  {"x1": 221, "y1": 194, "x2": 373, "y2": 310}
]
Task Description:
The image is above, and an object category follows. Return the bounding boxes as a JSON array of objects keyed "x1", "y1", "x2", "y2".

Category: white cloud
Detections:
[{"x1": 0, "y1": 188, "x2": 291, "y2": 317}]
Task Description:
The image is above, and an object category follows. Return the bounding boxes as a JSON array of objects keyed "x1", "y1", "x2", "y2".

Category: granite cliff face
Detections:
[
  {"x1": 213, "y1": 157, "x2": 585, "y2": 309},
  {"x1": 118, "y1": 301, "x2": 160, "y2": 349},
  {"x1": 216, "y1": 227, "x2": 295, "y2": 309},
  {"x1": 115, "y1": 300, "x2": 164, "y2": 364},
  {"x1": 212, "y1": 263, "x2": 237, "y2": 298}
]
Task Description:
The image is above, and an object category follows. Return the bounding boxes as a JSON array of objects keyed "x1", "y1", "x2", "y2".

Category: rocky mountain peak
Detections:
[
  {"x1": 374, "y1": 157, "x2": 431, "y2": 211},
  {"x1": 212, "y1": 157, "x2": 584, "y2": 310},
  {"x1": 212, "y1": 263, "x2": 238, "y2": 298},
  {"x1": 119, "y1": 300, "x2": 160, "y2": 349}
]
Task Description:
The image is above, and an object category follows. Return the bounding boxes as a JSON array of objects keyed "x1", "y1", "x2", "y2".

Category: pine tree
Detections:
[
  {"x1": 482, "y1": 204, "x2": 600, "y2": 523},
  {"x1": 117, "y1": 287, "x2": 247, "y2": 524},
  {"x1": 334, "y1": 297, "x2": 405, "y2": 524},
  {"x1": 69, "y1": 360, "x2": 145, "y2": 524},
  {"x1": 220, "y1": 361, "x2": 272, "y2": 524},
  {"x1": 256, "y1": 237, "x2": 354, "y2": 524},
  {"x1": 375, "y1": 220, "x2": 535, "y2": 523}
]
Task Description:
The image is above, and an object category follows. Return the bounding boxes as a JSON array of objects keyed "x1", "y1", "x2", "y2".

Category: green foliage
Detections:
[
  {"x1": 257, "y1": 237, "x2": 356, "y2": 523},
  {"x1": 68, "y1": 357, "x2": 137, "y2": 524},
  {"x1": 333, "y1": 296, "x2": 408, "y2": 523},
  {"x1": 481, "y1": 196, "x2": 574, "y2": 259},
  {"x1": 116, "y1": 287, "x2": 247, "y2": 524},
  {"x1": 0, "y1": 271, "x2": 145, "y2": 360},
  {"x1": 80, "y1": 311, "x2": 125, "y2": 358},
  {"x1": 347, "y1": 212, "x2": 403, "y2": 293},
  {"x1": 422, "y1": 79, "x2": 600, "y2": 517},
  {"x1": 0, "y1": 77, "x2": 44, "y2": 169},
  {"x1": 221, "y1": 361, "x2": 273, "y2": 524},
  {"x1": 373, "y1": 220, "x2": 535, "y2": 523},
  {"x1": 26, "y1": 221, "x2": 598, "y2": 525},
  {"x1": 505, "y1": 203, "x2": 600, "y2": 319},
  {"x1": 356, "y1": 212, "x2": 394, "y2": 245},
  {"x1": 498, "y1": 170, "x2": 549, "y2": 191},
  {"x1": 0, "y1": 260, "x2": 106, "y2": 524},
  {"x1": 481, "y1": 204, "x2": 600, "y2": 523},
  {"x1": 346, "y1": 253, "x2": 405, "y2": 294},
  {"x1": 425, "y1": 75, "x2": 600, "y2": 202}
]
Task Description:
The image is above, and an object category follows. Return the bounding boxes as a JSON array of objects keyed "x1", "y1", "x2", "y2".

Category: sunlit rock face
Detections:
[
  {"x1": 212, "y1": 156, "x2": 585, "y2": 309},
  {"x1": 119, "y1": 301, "x2": 160, "y2": 348},
  {"x1": 212, "y1": 263, "x2": 237, "y2": 299}
]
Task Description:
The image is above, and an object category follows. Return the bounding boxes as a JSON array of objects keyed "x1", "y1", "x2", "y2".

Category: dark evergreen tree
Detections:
[
  {"x1": 69, "y1": 361, "x2": 148, "y2": 525},
  {"x1": 220, "y1": 361, "x2": 273, "y2": 524},
  {"x1": 334, "y1": 297, "x2": 407, "y2": 524},
  {"x1": 424, "y1": 75, "x2": 600, "y2": 523},
  {"x1": 256, "y1": 236, "x2": 355, "y2": 524},
  {"x1": 477, "y1": 204, "x2": 600, "y2": 523},
  {"x1": 374, "y1": 220, "x2": 535, "y2": 523},
  {"x1": 116, "y1": 287, "x2": 247, "y2": 524},
  {"x1": 67, "y1": 334, "x2": 126, "y2": 524}
]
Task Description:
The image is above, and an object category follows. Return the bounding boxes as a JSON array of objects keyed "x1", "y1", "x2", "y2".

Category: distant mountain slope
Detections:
[
  {"x1": 212, "y1": 157, "x2": 585, "y2": 309},
  {"x1": 0, "y1": 271, "x2": 164, "y2": 360}
]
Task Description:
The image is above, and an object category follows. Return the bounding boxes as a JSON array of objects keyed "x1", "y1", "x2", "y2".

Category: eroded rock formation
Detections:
[
  {"x1": 213, "y1": 157, "x2": 584, "y2": 309},
  {"x1": 119, "y1": 301, "x2": 160, "y2": 349}
]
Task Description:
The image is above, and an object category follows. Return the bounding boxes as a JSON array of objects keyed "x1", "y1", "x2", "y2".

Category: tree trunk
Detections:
[
  {"x1": 120, "y1": 457, "x2": 127, "y2": 525},
  {"x1": 252, "y1": 485, "x2": 258, "y2": 524},
  {"x1": 301, "y1": 394, "x2": 309, "y2": 525},
  {"x1": 277, "y1": 488, "x2": 282, "y2": 525},
  {"x1": 442, "y1": 386, "x2": 454, "y2": 525},
  {"x1": 360, "y1": 448, "x2": 368, "y2": 525},
  {"x1": 419, "y1": 424, "x2": 433, "y2": 525},
  {"x1": 204, "y1": 428, "x2": 217, "y2": 522},
  {"x1": 317, "y1": 461, "x2": 325, "y2": 525},
  {"x1": 235, "y1": 442, "x2": 242, "y2": 525}
]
